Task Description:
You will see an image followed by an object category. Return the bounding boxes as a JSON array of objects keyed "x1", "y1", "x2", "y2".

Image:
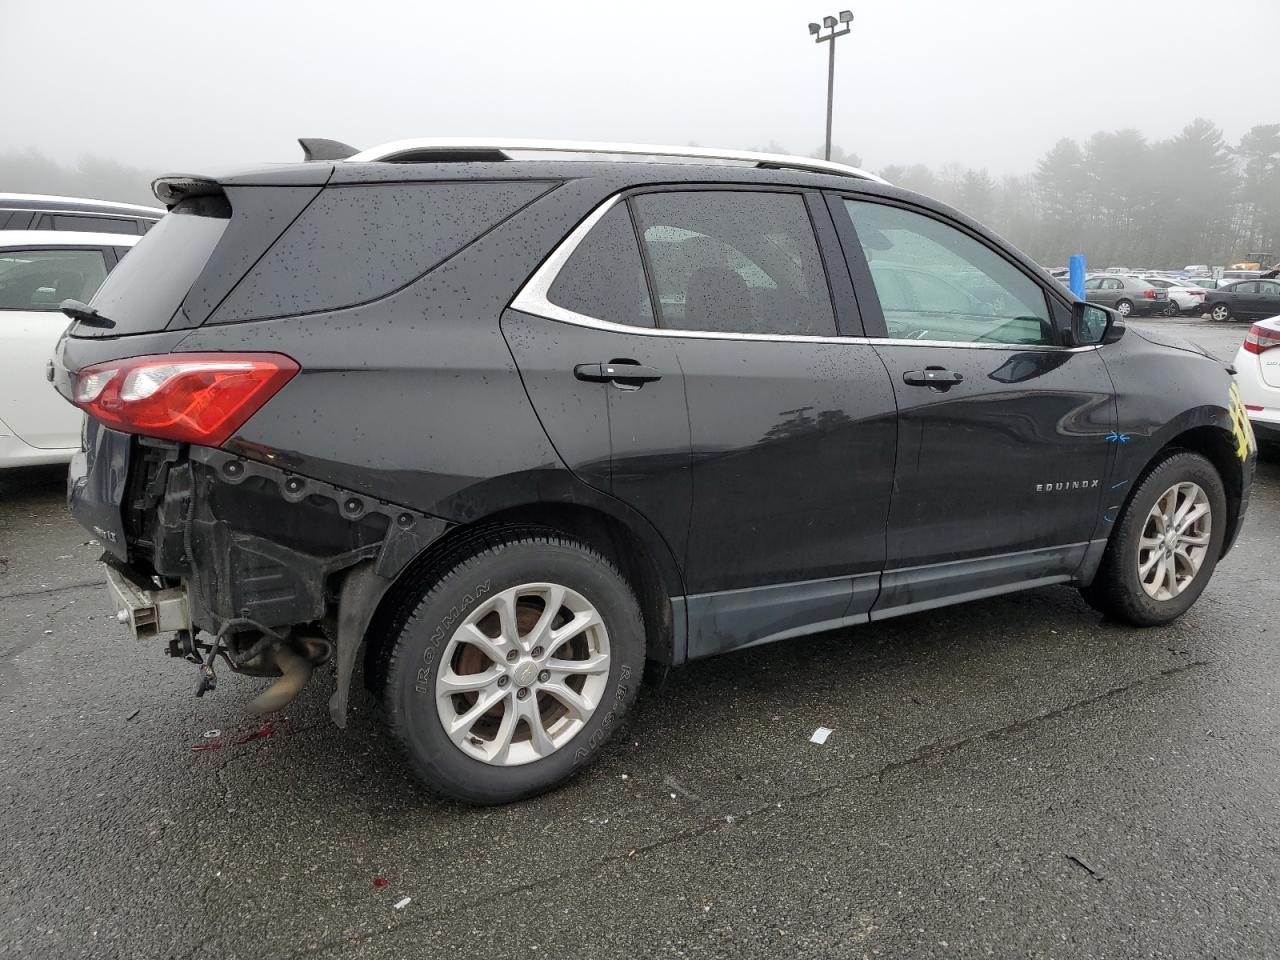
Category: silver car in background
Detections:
[{"x1": 1083, "y1": 274, "x2": 1170, "y2": 317}]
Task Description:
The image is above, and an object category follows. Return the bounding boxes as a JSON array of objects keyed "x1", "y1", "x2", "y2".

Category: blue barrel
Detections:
[{"x1": 1069, "y1": 255, "x2": 1086, "y2": 299}]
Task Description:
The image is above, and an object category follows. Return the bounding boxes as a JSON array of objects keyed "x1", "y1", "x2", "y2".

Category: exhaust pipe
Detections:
[{"x1": 249, "y1": 645, "x2": 314, "y2": 715}]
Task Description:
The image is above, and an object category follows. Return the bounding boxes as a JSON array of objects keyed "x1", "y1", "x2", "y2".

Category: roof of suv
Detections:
[
  {"x1": 154, "y1": 138, "x2": 897, "y2": 201},
  {"x1": 0, "y1": 193, "x2": 163, "y2": 218}
]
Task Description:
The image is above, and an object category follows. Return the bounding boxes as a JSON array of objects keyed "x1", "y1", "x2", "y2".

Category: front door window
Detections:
[{"x1": 842, "y1": 200, "x2": 1053, "y2": 345}]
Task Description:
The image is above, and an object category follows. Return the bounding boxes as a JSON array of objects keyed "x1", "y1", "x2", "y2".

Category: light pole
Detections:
[{"x1": 808, "y1": 10, "x2": 853, "y2": 162}]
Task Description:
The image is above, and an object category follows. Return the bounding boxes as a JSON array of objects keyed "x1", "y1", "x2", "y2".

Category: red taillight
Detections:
[
  {"x1": 72, "y1": 352, "x2": 299, "y2": 445},
  {"x1": 1188, "y1": 288, "x2": 1206, "y2": 296},
  {"x1": 1244, "y1": 324, "x2": 1280, "y2": 355},
  {"x1": 1143, "y1": 289, "x2": 1157, "y2": 298}
]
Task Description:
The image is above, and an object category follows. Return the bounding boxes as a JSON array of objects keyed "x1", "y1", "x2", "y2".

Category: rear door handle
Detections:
[
  {"x1": 574, "y1": 362, "x2": 662, "y2": 384},
  {"x1": 903, "y1": 368, "x2": 963, "y2": 387}
]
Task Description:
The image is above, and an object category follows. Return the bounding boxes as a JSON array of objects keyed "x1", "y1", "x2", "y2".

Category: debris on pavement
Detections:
[
  {"x1": 1066, "y1": 854, "x2": 1105, "y2": 881},
  {"x1": 810, "y1": 726, "x2": 833, "y2": 745},
  {"x1": 372, "y1": 877, "x2": 389, "y2": 889},
  {"x1": 125, "y1": 709, "x2": 140, "y2": 721},
  {"x1": 234, "y1": 721, "x2": 278, "y2": 745},
  {"x1": 393, "y1": 896, "x2": 412, "y2": 910},
  {"x1": 663, "y1": 776, "x2": 700, "y2": 801}
]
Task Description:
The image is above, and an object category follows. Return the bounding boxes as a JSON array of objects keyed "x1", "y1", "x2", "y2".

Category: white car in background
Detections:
[
  {"x1": 1141, "y1": 276, "x2": 1208, "y2": 315},
  {"x1": 0, "y1": 231, "x2": 140, "y2": 466},
  {"x1": 1233, "y1": 317, "x2": 1280, "y2": 450}
]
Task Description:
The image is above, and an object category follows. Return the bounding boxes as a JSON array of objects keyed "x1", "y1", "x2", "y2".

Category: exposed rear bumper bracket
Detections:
[{"x1": 106, "y1": 562, "x2": 192, "y2": 641}]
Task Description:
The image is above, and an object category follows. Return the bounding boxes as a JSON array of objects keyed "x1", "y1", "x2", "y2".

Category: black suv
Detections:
[{"x1": 53, "y1": 139, "x2": 1256, "y2": 804}]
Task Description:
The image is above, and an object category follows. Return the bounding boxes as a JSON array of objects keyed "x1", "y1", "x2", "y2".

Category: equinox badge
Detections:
[{"x1": 1035, "y1": 480, "x2": 1101, "y2": 492}]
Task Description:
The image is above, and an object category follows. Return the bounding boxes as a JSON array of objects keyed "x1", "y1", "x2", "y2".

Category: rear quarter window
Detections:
[{"x1": 211, "y1": 181, "x2": 547, "y2": 322}]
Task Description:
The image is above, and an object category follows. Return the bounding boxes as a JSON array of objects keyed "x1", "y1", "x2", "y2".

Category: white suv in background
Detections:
[
  {"x1": 0, "y1": 230, "x2": 140, "y2": 466},
  {"x1": 1233, "y1": 318, "x2": 1280, "y2": 450}
]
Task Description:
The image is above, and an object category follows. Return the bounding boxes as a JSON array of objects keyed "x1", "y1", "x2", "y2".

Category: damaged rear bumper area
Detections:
[{"x1": 72, "y1": 423, "x2": 449, "y2": 723}]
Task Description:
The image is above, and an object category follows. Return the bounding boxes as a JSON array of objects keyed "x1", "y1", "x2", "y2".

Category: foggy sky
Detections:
[{"x1": 3, "y1": 0, "x2": 1274, "y2": 175}]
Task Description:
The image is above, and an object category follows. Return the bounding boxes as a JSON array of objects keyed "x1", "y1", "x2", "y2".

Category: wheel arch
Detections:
[
  {"x1": 1137, "y1": 423, "x2": 1246, "y2": 559},
  {"x1": 359, "y1": 499, "x2": 686, "y2": 702}
]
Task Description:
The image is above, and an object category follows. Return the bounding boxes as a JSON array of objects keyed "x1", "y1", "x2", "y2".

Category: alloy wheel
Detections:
[
  {"x1": 1137, "y1": 482, "x2": 1211, "y2": 601},
  {"x1": 435, "y1": 582, "x2": 611, "y2": 766},
  {"x1": 1211, "y1": 304, "x2": 1230, "y2": 322},
  {"x1": 1116, "y1": 300, "x2": 1132, "y2": 317}
]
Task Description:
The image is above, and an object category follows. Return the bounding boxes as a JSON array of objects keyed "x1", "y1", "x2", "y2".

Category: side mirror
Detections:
[{"x1": 1071, "y1": 300, "x2": 1124, "y2": 346}]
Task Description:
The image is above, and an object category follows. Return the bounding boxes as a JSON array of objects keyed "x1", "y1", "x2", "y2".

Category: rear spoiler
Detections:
[{"x1": 151, "y1": 176, "x2": 225, "y2": 207}]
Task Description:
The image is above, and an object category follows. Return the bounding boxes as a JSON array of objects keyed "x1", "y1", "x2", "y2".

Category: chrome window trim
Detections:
[{"x1": 510, "y1": 193, "x2": 1096, "y2": 352}]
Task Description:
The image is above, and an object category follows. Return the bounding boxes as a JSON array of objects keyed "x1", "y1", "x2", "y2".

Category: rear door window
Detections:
[
  {"x1": 0, "y1": 248, "x2": 108, "y2": 310},
  {"x1": 631, "y1": 191, "x2": 837, "y2": 337},
  {"x1": 546, "y1": 204, "x2": 654, "y2": 327}
]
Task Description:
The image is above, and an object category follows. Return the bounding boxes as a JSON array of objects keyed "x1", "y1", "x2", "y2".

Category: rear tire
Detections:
[
  {"x1": 384, "y1": 531, "x2": 645, "y2": 804},
  {"x1": 1115, "y1": 299, "x2": 1134, "y2": 317},
  {"x1": 1081, "y1": 452, "x2": 1226, "y2": 626},
  {"x1": 1210, "y1": 303, "x2": 1232, "y2": 323}
]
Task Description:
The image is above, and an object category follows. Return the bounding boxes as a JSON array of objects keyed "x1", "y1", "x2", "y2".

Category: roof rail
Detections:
[{"x1": 344, "y1": 138, "x2": 889, "y2": 184}]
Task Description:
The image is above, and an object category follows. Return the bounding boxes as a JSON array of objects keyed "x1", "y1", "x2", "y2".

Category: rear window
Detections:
[
  {"x1": 211, "y1": 181, "x2": 547, "y2": 322},
  {"x1": 78, "y1": 196, "x2": 229, "y2": 337}
]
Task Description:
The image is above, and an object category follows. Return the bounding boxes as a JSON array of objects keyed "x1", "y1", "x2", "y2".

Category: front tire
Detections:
[
  {"x1": 1081, "y1": 452, "x2": 1226, "y2": 626},
  {"x1": 385, "y1": 531, "x2": 645, "y2": 804}
]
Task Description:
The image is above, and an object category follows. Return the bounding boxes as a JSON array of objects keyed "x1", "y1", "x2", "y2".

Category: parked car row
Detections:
[{"x1": 0, "y1": 195, "x2": 163, "y2": 467}]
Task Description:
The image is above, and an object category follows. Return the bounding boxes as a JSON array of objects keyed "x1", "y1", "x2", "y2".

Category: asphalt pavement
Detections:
[{"x1": 1, "y1": 318, "x2": 1277, "y2": 959}]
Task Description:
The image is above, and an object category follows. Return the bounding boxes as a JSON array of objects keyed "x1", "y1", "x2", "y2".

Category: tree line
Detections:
[
  {"x1": 7, "y1": 119, "x2": 1280, "y2": 271},
  {"x1": 874, "y1": 119, "x2": 1280, "y2": 270}
]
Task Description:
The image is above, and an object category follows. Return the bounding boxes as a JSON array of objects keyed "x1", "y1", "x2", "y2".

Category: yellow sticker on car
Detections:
[{"x1": 1229, "y1": 382, "x2": 1256, "y2": 461}]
